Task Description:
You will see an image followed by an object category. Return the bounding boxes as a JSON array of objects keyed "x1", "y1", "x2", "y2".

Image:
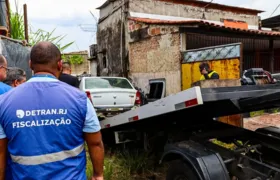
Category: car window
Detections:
[{"x1": 85, "y1": 78, "x2": 133, "y2": 89}]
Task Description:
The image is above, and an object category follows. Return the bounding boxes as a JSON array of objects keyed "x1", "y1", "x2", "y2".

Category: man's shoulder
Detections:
[
  {"x1": 59, "y1": 73, "x2": 78, "y2": 80},
  {"x1": 0, "y1": 82, "x2": 12, "y2": 94}
]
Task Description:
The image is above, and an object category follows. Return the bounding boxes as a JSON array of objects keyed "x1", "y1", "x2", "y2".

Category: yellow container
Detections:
[{"x1": 181, "y1": 58, "x2": 240, "y2": 90}]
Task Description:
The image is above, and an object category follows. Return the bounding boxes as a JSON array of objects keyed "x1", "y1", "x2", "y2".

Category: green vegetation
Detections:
[
  {"x1": 29, "y1": 28, "x2": 74, "y2": 52},
  {"x1": 86, "y1": 149, "x2": 166, "y2": 180},
  {"x1": 62, "y1": 54, "x2": 84, "y2": 65},
  {"x1": 10, "y1": 2, "x2": 25, "y2": 40}
]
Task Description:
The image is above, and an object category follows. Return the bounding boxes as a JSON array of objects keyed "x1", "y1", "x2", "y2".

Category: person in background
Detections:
[
  {"x1": 0, "y1": 42, "x2": 104, "y2": 180},
  {"x1": 199, "y1": 62, "x2": 220, "y2": 80},
  {"x1": 59, "y1": 62, "x2": 80, "y2": 88},
  {"x1": 0, "y1": 55, "x2": 12, "y2": 94},
  {"x1": 3, "y1": 67, "x2": 26, "y2": 87}
]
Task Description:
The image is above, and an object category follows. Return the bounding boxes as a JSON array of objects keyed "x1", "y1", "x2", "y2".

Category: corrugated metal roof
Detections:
[{"x1": 128, "y1": 17, "x2": 280, "y2": 36}]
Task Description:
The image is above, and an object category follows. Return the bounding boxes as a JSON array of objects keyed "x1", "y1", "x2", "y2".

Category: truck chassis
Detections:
[{"x1": 100, "y1": 85, "x2": 280, "y2": 180}]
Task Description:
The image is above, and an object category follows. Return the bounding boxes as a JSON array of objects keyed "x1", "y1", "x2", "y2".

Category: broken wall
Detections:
[{"x1": 129, "y1": 24, "x2": 181, "y2": 96}]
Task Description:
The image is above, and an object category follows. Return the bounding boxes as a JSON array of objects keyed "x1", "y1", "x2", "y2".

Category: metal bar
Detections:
[
  {"x1": 0, "y1": 35, "x2": 27, "y2": 45},
  {"x1": 181, "y1": 42, "x2": 242, "y2": 53},
  {"x1": 269, "y1": 39, "x2": 274, "y2": 73},
  {"x1": 23, "y1": 4, "x2": 28, "y2": 43}
]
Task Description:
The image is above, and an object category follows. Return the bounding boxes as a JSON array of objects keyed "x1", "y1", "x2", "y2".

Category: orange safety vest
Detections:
[{"x1": 200, "y1": 71, "x2": 218, "y2": 80}]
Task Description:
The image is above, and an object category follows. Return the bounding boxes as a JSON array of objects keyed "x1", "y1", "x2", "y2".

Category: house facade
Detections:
[{"x1": 97, "y1": 0, "x2": 280, "y2": 96}]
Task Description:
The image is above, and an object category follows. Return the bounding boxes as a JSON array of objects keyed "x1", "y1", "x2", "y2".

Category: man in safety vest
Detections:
[
  {"x1": 0, "y1": 42, "x2": 104, "y2": 180},
  {"x1": 199, "y1": 62, "x2": 220, "y2": 80}
]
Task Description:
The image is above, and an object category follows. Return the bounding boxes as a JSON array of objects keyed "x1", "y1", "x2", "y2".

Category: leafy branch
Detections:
[{"x1": 62, "y1": 54, "x2": 84, "y2": 65}]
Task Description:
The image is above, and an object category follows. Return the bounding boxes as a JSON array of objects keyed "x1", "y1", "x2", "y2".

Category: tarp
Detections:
[
  {"x1": 0, "y1": 37, "x2": 32, "y2": 79},
  {"x1": 0, "y1": 2, "x2": 7, "y2": 28}
]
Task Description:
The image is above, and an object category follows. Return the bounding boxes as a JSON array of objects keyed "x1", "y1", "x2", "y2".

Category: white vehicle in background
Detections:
[{"x1": 79, "y1": 76, "x2": 141, "y2": 116}]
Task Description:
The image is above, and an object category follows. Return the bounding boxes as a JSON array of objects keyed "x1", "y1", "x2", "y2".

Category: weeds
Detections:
[{"x1": 85, "y1": 148, "x2": 165, "y2": 180}]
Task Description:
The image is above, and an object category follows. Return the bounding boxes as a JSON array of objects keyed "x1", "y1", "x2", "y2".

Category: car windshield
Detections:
[{"x1": 85, "y1": 78, "x2": 133, "y2": 89}]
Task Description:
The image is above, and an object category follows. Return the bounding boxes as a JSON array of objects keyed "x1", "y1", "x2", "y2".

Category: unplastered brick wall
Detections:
[
  {"x1": 129, "y1": 32, "x2": 181, "y2": 95},
  {"x1": 128, "y1": 20, "x2": 148, "y2": 32},
  {"x1": 128, "y1": 20, "x2": 179, "y2": 42}
]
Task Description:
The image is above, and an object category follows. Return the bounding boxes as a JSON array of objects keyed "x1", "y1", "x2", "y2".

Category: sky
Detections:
[{"x1": 9, "y1": 0, "x2": 280, "y2": 53}]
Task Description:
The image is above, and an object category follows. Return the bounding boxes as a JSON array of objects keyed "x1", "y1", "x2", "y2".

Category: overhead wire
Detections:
[
  {"x1": 190, "y1": 0, "x2": 214, "y2": 19},
  {"x1": 270, "y1": 3, "x2": 280, "y2": 17}
]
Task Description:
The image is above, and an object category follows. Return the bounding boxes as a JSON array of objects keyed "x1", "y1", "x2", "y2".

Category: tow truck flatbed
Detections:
[
  {"x1": 100, "y1": 84, "x2": 280, "y2": 180},
  {"x1": 100, "y1": 84, "x2": 280, "y2": 130}
]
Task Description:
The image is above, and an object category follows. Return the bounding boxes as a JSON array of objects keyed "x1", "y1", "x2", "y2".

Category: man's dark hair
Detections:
[
  {"x1": 199, "y1": 62, "x2": 210, "y2": 71},
  {"x1": 30, "y1": 42, "x2": 61, "y2": 66},
  {"x1": 62, "y1": 62, "x2": 71, "y2": 70},
  {"x1": 3, "y1": 67, "x2": 26, "y2": 86}
]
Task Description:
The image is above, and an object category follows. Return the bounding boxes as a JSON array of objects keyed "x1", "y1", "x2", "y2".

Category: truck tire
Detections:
[{"x1": 166, "y1": 160, "x2": 199, "y2": 180}]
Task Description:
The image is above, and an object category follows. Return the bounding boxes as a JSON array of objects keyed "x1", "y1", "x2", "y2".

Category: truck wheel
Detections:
[{"x1": 166, "y1": 160, "x2": 199, "y2": 180}]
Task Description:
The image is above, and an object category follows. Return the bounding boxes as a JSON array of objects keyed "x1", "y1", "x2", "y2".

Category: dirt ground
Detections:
[{"x1": 244, "y1": 113, "x2": 280, "y2": 131}]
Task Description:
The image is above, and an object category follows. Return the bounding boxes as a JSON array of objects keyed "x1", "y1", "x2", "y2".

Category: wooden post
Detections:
[
  {"x1": 23, "y1": 4, "x2": 28, "y2": 42},
  {"x1": 5, "y1": 0, "x2": 11, "y2": 37},
  {"x1": 269, "y1": 39, "x2": 274, "y2": 73}
]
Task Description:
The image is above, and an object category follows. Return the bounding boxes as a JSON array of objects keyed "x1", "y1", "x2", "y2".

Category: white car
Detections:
[{"x1": 79, "y1": 77, "x2": 140, "y2": 115}]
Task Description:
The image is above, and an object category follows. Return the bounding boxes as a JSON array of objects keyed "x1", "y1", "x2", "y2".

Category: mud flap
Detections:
[{"x1": 160, "y1": 141, "x2": 230, "y2": 180}]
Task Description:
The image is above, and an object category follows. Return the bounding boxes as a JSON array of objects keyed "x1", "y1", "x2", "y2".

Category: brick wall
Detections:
[{"x1": 129, "y1": 28, "x2": 181, "y2": 95}]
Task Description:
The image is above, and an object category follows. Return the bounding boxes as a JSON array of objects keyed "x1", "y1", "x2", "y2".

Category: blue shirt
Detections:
[
  {"x1": 0, "y1": 75, "x2": 101, "y2": 180},
  {"x1": 0, "y1": 82, "x2": 12, "y2": 95},
  {"x1": 0, "y1": 76, "x2": 100, "y2": 139}
]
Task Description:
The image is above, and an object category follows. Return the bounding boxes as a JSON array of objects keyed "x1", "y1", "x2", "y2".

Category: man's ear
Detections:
[
  {"x1": 57, "y1": 60, "x2": 62, "y2": 71},
  {"x1": 29, "y1": 60, "x2": 33, "y2": 70},
  {"x1": 14, "y1": 80, "x2": 19, "y2": 87}
]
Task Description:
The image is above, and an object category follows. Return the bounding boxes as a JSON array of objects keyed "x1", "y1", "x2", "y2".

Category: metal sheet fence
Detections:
[
  {"x1": 186, "y1": 33, "x2": 279, "y2": 72},
  {"x1": 0, "y1": 37, "x2": 32, "y2": 79}
]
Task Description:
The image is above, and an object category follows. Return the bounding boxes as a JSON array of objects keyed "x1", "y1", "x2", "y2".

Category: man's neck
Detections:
[
  {"x1": 62, "y1": 71, "x2": 70, "y2": 75},
  {"x1": 34, "y1": 72, "x2": 57, "y2": 78}
]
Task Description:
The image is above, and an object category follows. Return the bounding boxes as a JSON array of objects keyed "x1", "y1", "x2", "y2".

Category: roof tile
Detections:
[{"x1": 128, "y1": 17, "x2": 280, "y2": 37}]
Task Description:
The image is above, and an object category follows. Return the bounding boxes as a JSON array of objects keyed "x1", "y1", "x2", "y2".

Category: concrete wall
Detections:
[
  {"x1": 129, "y1": 27, "x2": 181, "y2": 96},
  {"x1": 63, "y1": 53, "x2": 90, "y2": 75},
  {"x1": 129, "y1": 0, "x2": 259, "y2": 26},
  {"x1": 90, "y1": 60, "x2": 98, "y2": 76},
  {"x1": 97, "y1": 0, "x2": 128, "y2": 77}
]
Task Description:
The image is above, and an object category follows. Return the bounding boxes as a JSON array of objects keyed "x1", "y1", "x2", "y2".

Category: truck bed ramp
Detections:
[{"x1": 100, "y1": 84, "x2": 280, "y2": 130}]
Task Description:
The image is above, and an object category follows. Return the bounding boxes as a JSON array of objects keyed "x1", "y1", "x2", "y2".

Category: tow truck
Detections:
[{"x1": 100, "y1": 83, "x2": 280, "y2": 180}]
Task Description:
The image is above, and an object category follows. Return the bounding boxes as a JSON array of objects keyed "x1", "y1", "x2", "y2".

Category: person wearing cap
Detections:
[
  {"x1": 199, "y1": 62, "x2": 220, "y2": 80},
  {"x1": 0, "y1": 42, "x2": 104, "y2": 180}
]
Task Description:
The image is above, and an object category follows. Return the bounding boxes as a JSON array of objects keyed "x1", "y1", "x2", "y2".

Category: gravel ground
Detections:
[{"x1": 244, "y1": 113, "x2": 280, "y2": 131}]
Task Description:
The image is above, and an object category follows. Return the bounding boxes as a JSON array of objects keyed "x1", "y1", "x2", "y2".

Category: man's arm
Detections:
[
  {"x1": 83, "y1": 98, "x2": 104, "y2": 180},
  {"x1": 84, "y1": 132, "x2": 104, "y2": 179},
  {"x1": 0, "y1": 124, "x2": 7, "y2": 180}
]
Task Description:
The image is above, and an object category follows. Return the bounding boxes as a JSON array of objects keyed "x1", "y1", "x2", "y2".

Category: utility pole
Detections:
[{"x1": 23, "y1": 4, "x2": 28, "y2": 42}]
